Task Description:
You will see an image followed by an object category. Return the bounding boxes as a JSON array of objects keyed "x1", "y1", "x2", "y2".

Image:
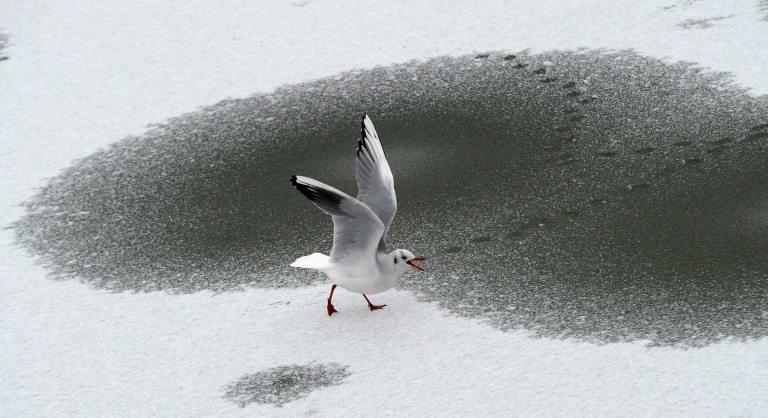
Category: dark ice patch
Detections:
[
  {"x1": 634, "y1": 147, "x2": 656, "y2": 154},
  {"x1": 678, "y1": 15, "x2": 734, "y2": 29},
  {"x1": 14, "y1": 50, "x2": 768, "y2": 347},
  {"x1": 223, "y1": 363, "x2": 350, "y2": 408},
  {"x1": 0, "y1": 30, "x2": 9, "y2": 62},
  {"x1": 709, "y1": 138, "x2": 732, "y2": 145},
  {"x1": 746, "y1": 131, "x2": 768, "y2": 141}
]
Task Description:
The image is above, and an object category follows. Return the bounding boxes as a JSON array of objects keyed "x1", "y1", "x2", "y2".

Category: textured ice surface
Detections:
[
  {"x1": 223, "y1": 363, "x2": 350, "y2": 407},
  {"x1": 15, "y1": 50, "x2": 768, "y2": 347}
]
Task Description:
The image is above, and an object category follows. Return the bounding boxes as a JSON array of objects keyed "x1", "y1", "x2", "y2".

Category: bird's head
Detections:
[{"x1": 390, "y1": 249, "x2": 426, "y2": 271}]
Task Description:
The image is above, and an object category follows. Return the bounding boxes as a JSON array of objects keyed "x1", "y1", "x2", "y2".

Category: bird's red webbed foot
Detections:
[
  {"x1": 327, "y1": 284, "x2": 339, "y2": 316},
  {"x1": 325, "y1": 285, "x2": 338, "y2": 316},
  {"x1": 363, "y1": 294, "x2": 386, "y2": 311},
  {"x1": 327, "y1": 302, "x2": 338, "y2": 316}
]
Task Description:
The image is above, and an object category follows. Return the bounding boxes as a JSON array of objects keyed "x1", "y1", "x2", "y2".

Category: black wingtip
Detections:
[
  {"x1": 360, "y1": 114, "x2": 368, "y2": 141},
  {"x1": 289, "y1": 176, "x2": 345, "y2": 214}
]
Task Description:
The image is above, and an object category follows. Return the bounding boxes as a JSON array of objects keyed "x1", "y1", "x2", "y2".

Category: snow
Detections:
[
  {"x1": 4, "y1": 257, "x2": 767, "y2": 416},
  {"x1": 2, "y1": 0, "x2": 768, "y2": 416}
]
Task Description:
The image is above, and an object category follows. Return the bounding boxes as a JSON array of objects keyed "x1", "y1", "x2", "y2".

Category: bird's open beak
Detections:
[{"x1": 406, "y1": 256, "x2": 426, "y2": 271}]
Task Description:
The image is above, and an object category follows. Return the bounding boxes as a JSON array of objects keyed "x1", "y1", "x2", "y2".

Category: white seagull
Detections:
[{"x1": 290, "y1": 113, "x2": 425, "y2": 316}]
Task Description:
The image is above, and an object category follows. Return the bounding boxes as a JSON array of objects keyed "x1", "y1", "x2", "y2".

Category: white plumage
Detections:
[{"x1": 290, "y1": 114, "x2": 424, "y2": 316}]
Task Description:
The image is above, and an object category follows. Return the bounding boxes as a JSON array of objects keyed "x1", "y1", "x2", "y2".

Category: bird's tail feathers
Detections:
[{"x1": 290, "y1": 253, "x2": 331, "y2": 271}]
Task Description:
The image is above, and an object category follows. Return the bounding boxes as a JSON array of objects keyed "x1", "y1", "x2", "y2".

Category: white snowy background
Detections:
[{"x1": 2, "y1": 0, "x2": 768, "y2": 416}]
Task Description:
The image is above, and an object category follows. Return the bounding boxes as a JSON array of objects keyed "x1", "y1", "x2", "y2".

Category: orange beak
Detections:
[{"x1": 406, "y1": 256, "x2": 426, "y2": 271}]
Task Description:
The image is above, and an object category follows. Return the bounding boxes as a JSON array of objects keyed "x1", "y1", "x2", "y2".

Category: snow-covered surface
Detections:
[{"x1": 2, "y1": 0, "x2": 767, "y2": 415}]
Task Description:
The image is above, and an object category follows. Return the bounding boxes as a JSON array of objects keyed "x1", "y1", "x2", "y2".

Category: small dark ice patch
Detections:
[
  {"x1": 761, "y1": 0, "x2": 768, "y2": 22},
  {"x1": 746, "y1": 131, "x2": 768, "y2": 141},
  {"x1": 678, "y1": 15, "x2": 734, "y2": 29},
  {"x1": 469, "y1": 236, "x2": 492, "y2": 243},
  {"x1": 14, "y1": 50, "x2": 768, "y2": 347},
  {"x1": 223, "y1": 363, "x2": 350, "y2": 408},
  {"x1": 445, "y1": 246, "x2": 462, "y2": 253},
  {"x1": 634, "y1": 146, "x2": 656, "y2": 154},
  {"x1": 710, "y1": 138, "x2": 732, "y2": 145},
  {"x1": 0, "y1": 30, "x2": 9, "y2": 62}
]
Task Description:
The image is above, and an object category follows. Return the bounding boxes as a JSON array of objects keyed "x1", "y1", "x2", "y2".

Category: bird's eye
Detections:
[
  {"x1": 393, "y1": 257, "x2": 397, "y2": 264},
  {"x1": 401, "y1": 256, "x2": 407, "y2": 260}
]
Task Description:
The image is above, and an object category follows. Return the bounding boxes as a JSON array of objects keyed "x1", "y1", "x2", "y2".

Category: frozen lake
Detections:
[{"x1": 2, "y1": 1, "x2": 768, "y2": 416}]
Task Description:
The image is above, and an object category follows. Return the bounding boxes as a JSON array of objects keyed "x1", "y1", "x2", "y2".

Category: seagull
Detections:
[{"x1": 290, "y1": 113, "x2": 425, "y2": 316}]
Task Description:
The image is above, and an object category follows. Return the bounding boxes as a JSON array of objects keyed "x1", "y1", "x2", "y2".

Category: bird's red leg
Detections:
[
  {"x1": 363, "y1": 294, "x2": 386, "y2": 311},
  {"x1": 327, "y1": 284, "x2": 339, "y2": 316}
]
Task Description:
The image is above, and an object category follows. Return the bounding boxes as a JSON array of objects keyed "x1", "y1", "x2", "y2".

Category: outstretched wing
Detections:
[
  {"x1": 355, "y1": 114, "x2": 397, "y2": 252},
  {"x1": 291, "y1": 175, "x2": 385, "y2": 263}
]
